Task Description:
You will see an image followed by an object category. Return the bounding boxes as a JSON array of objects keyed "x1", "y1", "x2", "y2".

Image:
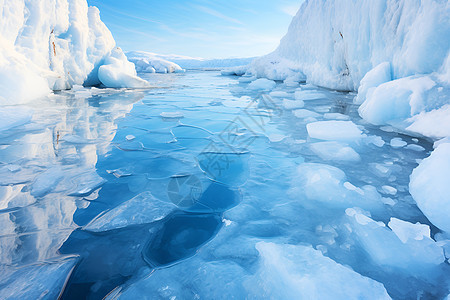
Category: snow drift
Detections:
[{"x1": 0, "y1": 0, "x2": 148, "y2": 105}]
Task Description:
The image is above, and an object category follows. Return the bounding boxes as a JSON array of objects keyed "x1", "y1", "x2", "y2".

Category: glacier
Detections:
[{"x1": 0, "y1": 0, "x2": 148, "y2": 105}]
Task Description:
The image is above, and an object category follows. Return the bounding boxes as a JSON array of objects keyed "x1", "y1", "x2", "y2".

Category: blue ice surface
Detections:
[{"x1": 0, "y1": 71, "x2": 448, "y2": 299}]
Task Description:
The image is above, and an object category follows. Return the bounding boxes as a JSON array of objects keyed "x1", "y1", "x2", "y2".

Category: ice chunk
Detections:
[
  {"x1": 405, "y1": 144, "x2": 425, "y2": 152},
  {"x1": 359, "y1": 76, "x2": 436, "y2": 126},
  {"x1": 246, "y1": 242, "x2": 391, "y2": 300},
  {"x1": 290, "y1": 163, "x2": 383, "y2": 211},
  {"x1": 355, "y1": 62, "x2": 391, "y2": 104},
  {"x1": 98, "y1": 48, "x2": 149, "y2": 88},
  {"x1": 269, "y1": 91, "x2": 290, "y2": 98},
  {"x1": 364, "y1": 135, "x2": 385, "y2": 147},
  {"x1": 294, "y1": 90, "x2": 326, "y2": 101},
  {"x1": 346, "y1": 209, "x2": 445, "y2": 272},
  {"x1": 390, "y1": 138, "x2": 407, "y2": 148},
  {"x1": 323, "y1": 112, "x2": 350, "y2": 120},
  {"x1": 160, "y1": 111, "x2": 184, "y2": 118},
  {"x1": 381, "y1": 185, "x2": 397, "y2": 196},
  {"x1": 111, "y1": 256, "x2": 248, "y2": 299},
  {"x1": 406, "y1": 105, "x2": 450, "y2": 139},
  {"x1": 310, "y1": 141, "x2": 361, "y2": 162},
  {"x1": 388, "y1": 218, "x2": 431, "y2": 244},
  {"x1": 283, "y1": 99, "x2": 304, "y2": 110},
  {"x1": 307, "y1": 121, "x2": 363, "y2": 141},
  {"x1": 248, "y1": 78, "x2": 276, "y2": 91},
  {"x1": 0, "y1": 256, "x2": 78, "y2": 299},
  {"x1": 84, "y1": 192, "x2": 176, "y2": 232},
  {"x1": 410, "y1": 143, "x2": 450, "y2": 233},
  {"x1": 292, "y1": 109, "x2": 319, "y2": 118}
]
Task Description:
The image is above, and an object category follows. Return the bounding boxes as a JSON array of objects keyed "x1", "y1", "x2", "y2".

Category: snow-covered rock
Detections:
[
  {"x1": 410, "y1": 142, "x2": 450, "y2": 233},
  {"x1": 0, "y1": 0, "x2": 148, "y2": 104}
]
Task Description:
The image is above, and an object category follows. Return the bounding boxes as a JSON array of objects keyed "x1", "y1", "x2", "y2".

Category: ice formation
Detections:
[
  {"x1": 0, "y1": 0, "x2": 148, "y2": 105},
  {"x1": 127, "y1": 51, "x2": 254, "y2": 71},
  {"x1": 223, "y1": 0, "x2": 450, "y2": 249}
]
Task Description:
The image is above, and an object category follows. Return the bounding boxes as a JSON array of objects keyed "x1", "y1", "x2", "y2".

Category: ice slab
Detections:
[
  {"x1": 310, "y1": 141, "x2": 361, "y2": 162},
  {"x1": 290, "y1": 163, "x2": 383, "y2": 211},
  {"x1": 246, "y1": 242, "x2": 391, "y2": 300},
  {"x1": 307, "y1": 121, "x2": 363, "y2": 141},
  {"x1": 84, "y1": 192, "x2": 177, "y2": 232},
  {"x1": 0, "y1": 256, "x2": 78, "y2": 299},
  {"x1": 346, "y1": 208, "x2": 445, "y2": 273},
  {"x1": 248, "y1": 78, "x2": 276, "y2": 91}
]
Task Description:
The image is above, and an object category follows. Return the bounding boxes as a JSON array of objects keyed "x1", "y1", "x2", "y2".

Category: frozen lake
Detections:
[{"x1": 0, "y1": 71, "x2": 448, "y2": 299}]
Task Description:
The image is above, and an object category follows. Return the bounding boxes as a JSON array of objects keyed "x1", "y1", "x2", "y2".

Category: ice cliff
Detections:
[{"x1": 0, "y1": 0, "x2": 148, "y2": 105}]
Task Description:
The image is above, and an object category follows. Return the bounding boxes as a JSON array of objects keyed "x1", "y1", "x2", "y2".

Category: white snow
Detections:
[
  {"x1": 307, "y1": 121, "x2": 363, "y2": 141},
  {"x1": 0, "y1": 0, "x2": 148, "y2": 104},
  {"x1": 410, "y1": 142, "x2": 450, "y2": 233}
]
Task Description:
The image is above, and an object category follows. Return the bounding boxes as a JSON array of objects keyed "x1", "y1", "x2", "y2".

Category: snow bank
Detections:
[
  {"x1": 127, "y1": 51, "x2": 254, "y2": 72},
  {"x1": 0, "y1": 0, "x2": 148, "y2": 104}
]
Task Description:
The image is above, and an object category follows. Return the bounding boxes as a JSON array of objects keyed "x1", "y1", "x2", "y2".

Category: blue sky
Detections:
[{"x1": 87, "y1": 0, "x2": 304, "y2": 59}]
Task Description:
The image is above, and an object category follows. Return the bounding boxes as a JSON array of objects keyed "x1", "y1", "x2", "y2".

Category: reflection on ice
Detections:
[{"x1": 0, "y1": 71, "x2": 448, "y2": 299}]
